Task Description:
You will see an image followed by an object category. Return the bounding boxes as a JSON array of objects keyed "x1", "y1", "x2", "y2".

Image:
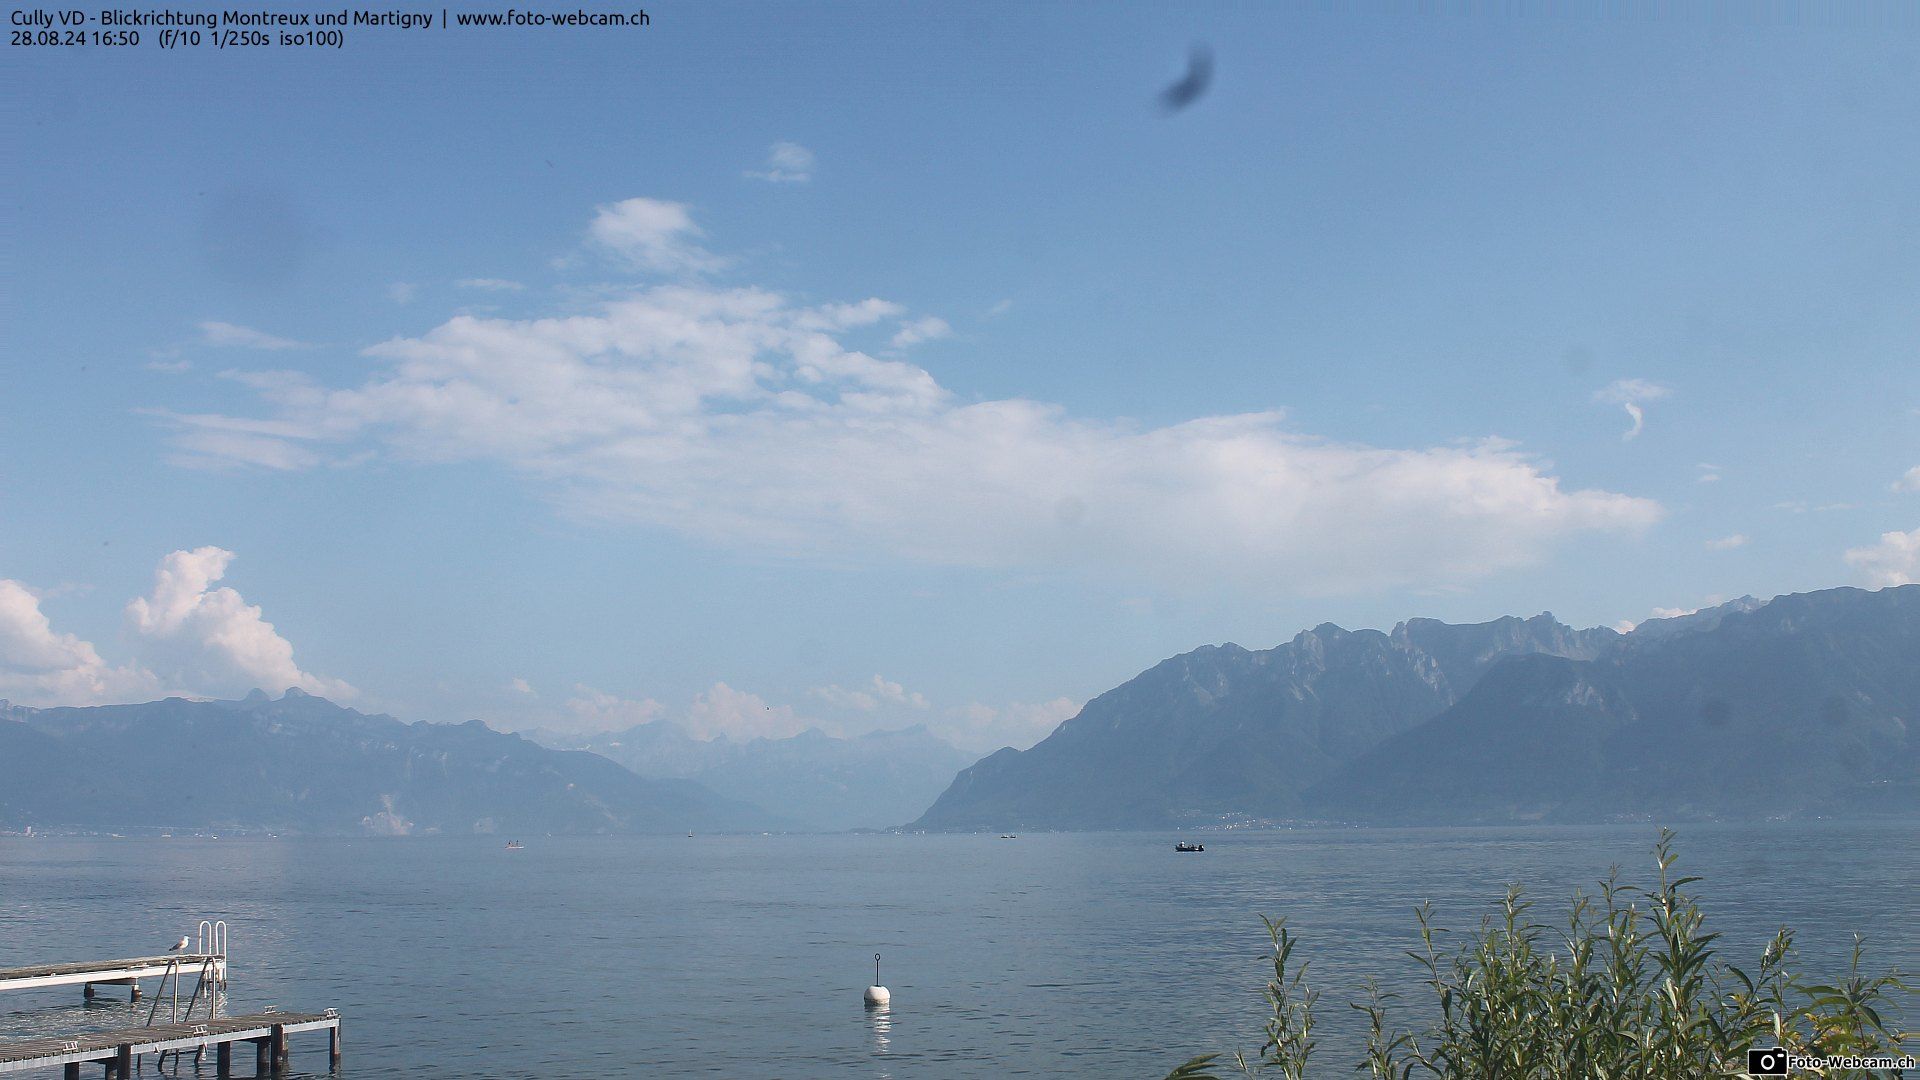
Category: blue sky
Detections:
[{"x1": 4, "y1": 3, "x2": 1917, "y2": 750}]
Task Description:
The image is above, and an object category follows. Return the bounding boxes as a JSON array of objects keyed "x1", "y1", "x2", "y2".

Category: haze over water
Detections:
[{"x1": 3, "y1": 824, "x2": 1914, "y2": 1077}]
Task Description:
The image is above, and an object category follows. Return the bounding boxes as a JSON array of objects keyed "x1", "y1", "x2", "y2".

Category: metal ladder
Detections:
[{"x1": 146, "y1": 920, "x2": 227, "y2": 1069}]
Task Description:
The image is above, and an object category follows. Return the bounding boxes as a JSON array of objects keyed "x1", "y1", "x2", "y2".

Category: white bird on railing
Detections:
[{"x1": 168, "y1": 936, "x2": 190, "y2": 952}]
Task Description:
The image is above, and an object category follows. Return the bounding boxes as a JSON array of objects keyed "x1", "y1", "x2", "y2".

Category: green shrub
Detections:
[{"x1": 1165, "y1": 831, "x2": 1910, "y2": 1079}]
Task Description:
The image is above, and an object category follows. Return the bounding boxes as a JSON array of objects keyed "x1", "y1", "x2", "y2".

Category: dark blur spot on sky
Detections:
[{"x1": 1160, "y1": 45, "x2": 1213, "y2": 113}]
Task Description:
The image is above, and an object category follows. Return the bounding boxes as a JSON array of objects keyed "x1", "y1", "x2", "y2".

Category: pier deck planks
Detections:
[{"x1": 0, "y1": 1012, "x2": 336, "y2": 1073}]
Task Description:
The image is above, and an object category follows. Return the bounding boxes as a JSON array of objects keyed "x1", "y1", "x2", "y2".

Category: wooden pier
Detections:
[
  {"x1": 2, "y1": 923, "x2": 340, "y2": 1076},
  {"x1": 0, "y1": 957, "x2": 226, "y2": 1000},
  {"x1": 0, "y1": 1011, "x2": 339, "y2": 1076}
]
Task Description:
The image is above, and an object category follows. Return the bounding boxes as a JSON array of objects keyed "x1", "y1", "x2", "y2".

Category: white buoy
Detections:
[{"x1": 864, "y1": 952, "x2": 890, "y2": 1007}]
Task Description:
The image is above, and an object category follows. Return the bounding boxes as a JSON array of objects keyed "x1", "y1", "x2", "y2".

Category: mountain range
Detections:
[
  {"x1": 6, "y1": 585, "x2": 1912, "y2": 836},
  {"x1": 913, "y1": 585, "x2": 1919, "y2": 829},
  {"x1": 535, "y1": 722, "x2": 977, "y2": 832},
  {"x1": 0, "y1": 689, "x2": 767, "y2": 835}
]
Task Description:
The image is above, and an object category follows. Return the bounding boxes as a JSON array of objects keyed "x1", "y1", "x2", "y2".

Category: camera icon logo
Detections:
[{"x1": 1747, "y1": 1047, "x2": 1789, "y2": 1075}]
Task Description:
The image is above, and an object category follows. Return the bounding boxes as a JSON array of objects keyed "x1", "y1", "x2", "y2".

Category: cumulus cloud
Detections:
[
  {"x1": 1592, "y1": 378, "x2": 1671, "y2": 441},
  {"x1": 809, "y1": 674, "x2": 929, "y2": 712},
  {"x1": 890, "y1": 315, "x2": 951, "y2": 349},
  {"x1": 199, "y1": 321, "x2": 308, "y2": 350},
  {"x1": 563, "y1": 685, "x2": 665, "y2": 731},
  {"x1": 124, "y1": 547, "x2": 352, "y2": 698},
  {"x1": 1894, "y1": 466, "x2": 1920, "y2": 494},
  {"x1": 944, "y1": 697, "x2": 1080, "y2": 752},
  {"x1": 1844, "y1": 528, "x2": 1920, "y2": 587},
  {"x1": 1704, "y1": 534, "x2": 1748, "y2": 551},
  {"x1": 587, "y1": 197, "x2": 727, "y2": 276},
  {"x1": 157, "y1": 199, "x2": 1662, "y2": 594},
  {"x1": 745, "y1": 141, "x2": 815, "y2": 183},
  {"x1": 685, "y1": 681, "x2": 808, "y2": 741},
  {"x1": 0, "y1": 580, "x2": 158, "y2": 706},
  {"x1": 2, "y1": 549, "x2": 346, "y2": 706}
]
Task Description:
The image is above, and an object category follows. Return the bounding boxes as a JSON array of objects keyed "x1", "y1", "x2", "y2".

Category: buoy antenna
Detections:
[{"x1": 863, "y1": 952, "x2": 891, "y2": 1007}]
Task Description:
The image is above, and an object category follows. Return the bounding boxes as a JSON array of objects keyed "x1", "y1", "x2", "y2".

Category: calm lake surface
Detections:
[{"x1": 2, "y1": 824, "x2": 1914, "y2": 1077}]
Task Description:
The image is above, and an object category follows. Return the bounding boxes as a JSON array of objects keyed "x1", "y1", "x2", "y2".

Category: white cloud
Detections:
[
  {"x1": 508, "y1": 677, "x2": 535, "y2": 694},
  {"x1": 124, "y1": 547, "x2": 352, "y2": 699},
  {"x1": 1704, "y1": 533, "x2": 1748, "y2": 551},
  {"x1": 388, "y1": 282, "x2": 418, "y2": 305},
  {"x1": 809, "y1": 674, "x2": 929, "y2": 712},
  {"x1": 563, "y1": 685, "x2": 665, "y2": 732},
  {"x1": 745, "y1": 141, "x2": 815, "y2": 183},
  {"x1": 2, "y1": 550, "x2": 346, "y2": 706},
  {"x1": 1696, "y1": 463, "x2": 1721, "y2": 484},
  {"x1": 587, "y1": 197, "x2": 727, "y2": 276},
  {"x1": 1894, "y1": 466, "x2": 1920, "y2": 494},
  {"x1": 793, "y1": 298, "x2": 904, "y2": 332},
  {"x1": 1592, "y1": 378, "x2": 1671, "y2": 441},
  {"x1": 1649, "y1": 606, "x2": 1699, "y2": 620},
  {"x1": 685, "y1": 681, "x2": 807, "y2": 741},
  {"x1": 985, "y1": 299, "x2": 1014, "y2": 318},
  {"x1": 199, "y1": 321, "x2": 308, "y2": 350},
  {"x1": 147, "y1": 410, "x2": 328, "y2": 471},
  {"x1": 160, "y1": 199, "x2": 1663, "y2": 594},
  {"x1": 146, "y1": 358, "x2": 193, "y2": 374},
  {"x1": 0, "y1": 580, "x2": 158, "y2": 706},
  {"x1": 169, "y1": 429, "x2": 325, "y2": 471},
  {"x1": 890, "y1": 316, "x2": 951, "y2": 349},
  {"x1": 1844, "y1": 528, "x2": 1920, "y2": 587},
  {"x1": 458, "y1": 278, "x2": 525, "y2": 292},
  {"x1": 944, "y1": 697, "x2": 1080, "y2": 752}
]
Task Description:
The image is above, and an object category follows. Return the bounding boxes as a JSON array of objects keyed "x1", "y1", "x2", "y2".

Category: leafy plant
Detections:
[{"x1": 1163, "y1": 831, "x2": 1910, "y2": 1079}]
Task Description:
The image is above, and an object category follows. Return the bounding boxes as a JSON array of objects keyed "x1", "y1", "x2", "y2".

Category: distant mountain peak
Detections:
[
  {"x1": 914, "y1": 584, "x2": 1918, "y2": 830},
  {"x1": 2, "y1": 693, "x2": 770, "y2": 835}
]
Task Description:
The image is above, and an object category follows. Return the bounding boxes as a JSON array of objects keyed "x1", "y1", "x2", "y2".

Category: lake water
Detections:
[{"x1": 2, "y1": 824, "x2": 1914, "y2": 1077}]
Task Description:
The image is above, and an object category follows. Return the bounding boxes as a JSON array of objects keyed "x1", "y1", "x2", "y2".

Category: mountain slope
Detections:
[
  {"x1": 1310, "y1": 586, "x2": 1919, "y2": 822},
  {"x1": 914, "y1": 586, "x2": 1919, "y2": 830},
  {"x1": 0, "y1": 689, "x2": 767, "y2": 835},
  {"x1": 913, "y1": 613, "x2": 1620, "y2": 829}
]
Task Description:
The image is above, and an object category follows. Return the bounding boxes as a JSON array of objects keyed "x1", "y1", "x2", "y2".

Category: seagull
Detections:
[
  {"x1": 1160, "y1": 45, "x2": 1214, "y2": 112},
  {"x1": 168, "y1": 936, "x2": 190, "y2": 953}
]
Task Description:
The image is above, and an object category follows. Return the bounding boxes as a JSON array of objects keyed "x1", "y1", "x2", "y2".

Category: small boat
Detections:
[
  {"x1": 1174, "y1": 841, "x2": 1205, "y2": 852},
  {"x1": 999, "y1": 834, "x2": 1018, "y2": 839},
  {"x1": 505, "y1": 840, "x2": 524, "y2": 850}
]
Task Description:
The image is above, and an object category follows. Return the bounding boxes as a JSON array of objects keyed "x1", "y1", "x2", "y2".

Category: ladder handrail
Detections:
[{"x1": 195, "y1": 919, "x2": 227, "y2": 958}]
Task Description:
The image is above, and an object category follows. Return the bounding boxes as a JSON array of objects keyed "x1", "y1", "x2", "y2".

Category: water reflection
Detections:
[{"x1": 866, "y1": 1000, "x2": 891, "y2": 1061}]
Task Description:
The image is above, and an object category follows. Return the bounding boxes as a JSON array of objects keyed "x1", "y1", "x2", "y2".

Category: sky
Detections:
[{"x1": 3, "y1": 2, "x2": 1917, "y2": 752}]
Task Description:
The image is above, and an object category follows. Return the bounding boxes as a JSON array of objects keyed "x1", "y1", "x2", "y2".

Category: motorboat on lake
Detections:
[{"x1": 1174, "y1": 841, "x2": 1205, "y2": 852}]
